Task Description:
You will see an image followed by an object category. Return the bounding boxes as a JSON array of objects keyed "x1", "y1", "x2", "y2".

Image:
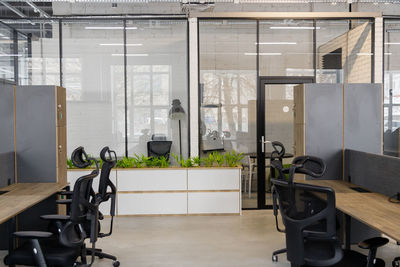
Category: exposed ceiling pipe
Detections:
[
  {"x1": 0, "y1": 0, "x2": 27, "y2": 18},
  {"x1": 25, "y1": 0, "x2": 51, "y2": 18}
]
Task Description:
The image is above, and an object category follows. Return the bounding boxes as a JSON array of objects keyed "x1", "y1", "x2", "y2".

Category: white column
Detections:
[
  {"x1": 374, "y1": 17, "x2": 383, "y2": 84},
  {"x1": 189, "y1": 18, "x2": 199, "y2": 157}
]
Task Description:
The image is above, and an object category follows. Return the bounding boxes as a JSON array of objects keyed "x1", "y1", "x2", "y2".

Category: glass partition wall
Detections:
[
  {"x1": 3, "y1": 18, "x2": 189, "y2": 158},
  {"x1": 199, "y1": 18, "x2": 373, "y2": 208},
  {"x1": 384, "y1": 19, "x2": 400, "y2": 157}
]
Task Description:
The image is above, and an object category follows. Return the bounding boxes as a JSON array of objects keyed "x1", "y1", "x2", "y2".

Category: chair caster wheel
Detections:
[
  {"x1": 113, "y1": 260, "x2": 120, "y2": 267},
  {"x1": 393, "y1": 261, "x2": 399, "y2": 267},
  {"x1": 272, "y1": 255, "x2": 278, "y2": 262}
]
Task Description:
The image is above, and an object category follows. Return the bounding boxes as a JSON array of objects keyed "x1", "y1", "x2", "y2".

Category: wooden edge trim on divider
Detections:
[
  {"x1": 13, "y1": 85, "x2": 17, "y2": 184},
  {"x1": 117, "y1": 190, "x2": 240, "y2": 194}
]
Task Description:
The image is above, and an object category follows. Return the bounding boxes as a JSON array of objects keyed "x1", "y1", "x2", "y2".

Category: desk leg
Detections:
[
  {"x1": 8, "y1": 217, "x2": 16, "y2": 267},
  {"x1": 345, "y1": 214, "x2": 351, "y2": 250}
]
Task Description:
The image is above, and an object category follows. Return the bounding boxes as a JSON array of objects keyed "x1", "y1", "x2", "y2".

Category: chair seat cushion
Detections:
[{"x1": 4, "y1": 239, "x2": 80, "y2": 267}]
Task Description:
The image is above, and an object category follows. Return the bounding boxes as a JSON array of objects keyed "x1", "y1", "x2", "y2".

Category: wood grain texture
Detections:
[
  {"x1": 0, "y1": 183, "x2": 67, "y2": 224},
  {"x1": 294, "y1": 179, "x2": 400, "y2": 242}
]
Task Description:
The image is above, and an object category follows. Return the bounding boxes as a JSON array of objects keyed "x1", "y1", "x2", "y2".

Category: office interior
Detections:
[{"x1": 0, "y1": 1, "x2": 400, "y2": 266}]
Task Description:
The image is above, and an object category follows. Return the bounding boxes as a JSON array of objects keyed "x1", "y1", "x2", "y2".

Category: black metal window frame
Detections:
[{"x1": 0, "y1": 17, "x2": 190, "y2": 158}]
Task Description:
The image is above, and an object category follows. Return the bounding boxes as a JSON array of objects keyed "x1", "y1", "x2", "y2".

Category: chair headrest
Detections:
[
  {"x1": 100, "y1": 146, "x2": 117, "y2": 163},
  {"x1": 271, "y1": 141, "x2": 285, "y2": 160},
  {"x1": 291, "y1": 155, "x2": 326, "y2": 178},
  {"x1": 71, "y1": 146, "x2": 91, "y2": 168}
]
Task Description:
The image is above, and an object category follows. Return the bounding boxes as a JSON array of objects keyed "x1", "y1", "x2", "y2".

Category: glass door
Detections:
[{"x1": 257, "y1": 77, "x2": 314, "y2": 209}]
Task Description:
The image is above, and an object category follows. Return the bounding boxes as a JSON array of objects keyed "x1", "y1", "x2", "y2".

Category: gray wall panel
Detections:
[
  {"x1": 15, "y1": 86, "x2": 56, "y2": 182},
  {"x1": 344, "y1": 84, "x2": 381, "y2": 154},
  {"x1": 305, "y1": 84, "x2": 343, "y2": 180},
  {"x1": 0, "y1": 81, "x2": 15, "y2": 186}
]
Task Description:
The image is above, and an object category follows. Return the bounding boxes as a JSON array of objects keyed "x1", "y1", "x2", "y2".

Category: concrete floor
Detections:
[{"x1": 1, "y1": 211, "x2": 400, "y2": 267}]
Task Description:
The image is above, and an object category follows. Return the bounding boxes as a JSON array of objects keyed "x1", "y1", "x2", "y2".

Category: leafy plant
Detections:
[
  {"x1": 192, "y1": 156, "x2": 201, "y2": 167},
  {"x1": 132, "y1": 154, "x2": 144, "y2": 168},
  {"x1": 141, "y1": 155, "x2": 153, "y2": 167},
  {"x1": 67, "y1": 159, "x2": 74, "y2": 169},
  {"x1": 213, "y1": 152, "x2": 225, "y2": 167},
  {"x1": 116, "y1": 157, "x2": 134, "y2": 168},
  {"x1": 152, "y1": 156, "x2": 170, "y2": 168},
  {"x1": 224, "y1": 150, "x2": 244, "y2": 167},
  {"x1": 202, "y1": 153, "x2": 215, "y2": 167}
]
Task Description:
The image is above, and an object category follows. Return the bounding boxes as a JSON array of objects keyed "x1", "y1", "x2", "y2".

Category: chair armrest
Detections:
[
  {"x1": 358, "y1": 237, "x2": 389, "y2": 250},
  {"x1": 56, "y1": 199, "x2": 72, "y2": 205},
  {"x1": 13, "y1": 231, "x2": 52, "y2": 239},
  {"x1": 40, "y1": 214, "x2": 70, "y2": 221}
]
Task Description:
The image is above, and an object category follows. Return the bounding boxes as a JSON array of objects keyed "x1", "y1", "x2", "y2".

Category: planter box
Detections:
[{"x1": 67, "y1": 167, "x2": 241, "y2": 216}]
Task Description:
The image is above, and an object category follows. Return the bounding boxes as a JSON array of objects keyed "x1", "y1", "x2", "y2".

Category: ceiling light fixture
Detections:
[
  {"x1": 112, "y1": 53, "x2": 148, "y2": 57},
  {"x1": 385, "y1": 42, "x2": 400, "y2": 45},
  {"x1": 85, "y1": 26, "x2": 137, "y2": 30},
  {"x1": 100, "y1": 43, "x2": 143, "y2": 46},
  {"x1": 269, "y1": 26, "x2": 320, "y2": 30},
  {"x1": 256, "y1": 42, "x2": 297, "y2": 45},
  {"x1": 357, "y1": 52, "x2": 374, "y2": 56},
  {"x1": 244, "y1": 52, "x2": 282, "y2": 56}
]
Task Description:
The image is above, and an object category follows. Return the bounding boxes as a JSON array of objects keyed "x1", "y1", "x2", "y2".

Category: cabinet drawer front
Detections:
[
  {"x1": 188, "y1": 192, "x2": 240, "y2": 214},
  {"x1": 117, "y1": 193, "x2": 187, "y2": 215},
  {"x1": 188, "y1": 169, "x2": 240, "y2": 190},
  {"x1": 67, "y1": 170, "x2": 117, "y2": 192},
  {"x1": 117, "y1": 170, "x2": 187, "y2": 191}
]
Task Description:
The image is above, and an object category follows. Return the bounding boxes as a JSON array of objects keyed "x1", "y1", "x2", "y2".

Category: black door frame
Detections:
[{"x1": 256, "y1": 76, "x2": 315, "y2": 209}]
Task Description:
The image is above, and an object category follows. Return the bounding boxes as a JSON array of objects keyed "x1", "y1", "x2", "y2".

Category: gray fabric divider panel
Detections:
[
  {"x1": 305, "y1": 84, "x2": 343, "y2": 180},
  {"x1": 344, "y1": 84, "x2": 382, "y2": 154},
  {"x1": 345, "y1": 149, "x2": 400, "y2": 196},
  {"x1": 0, "y1": 81, "x2": 15, "y2": 187},
  {"x1": 15, "y1": 86, "x2": 56, "y2": 182}
]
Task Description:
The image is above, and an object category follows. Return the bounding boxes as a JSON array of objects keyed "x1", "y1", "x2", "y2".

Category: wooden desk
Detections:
[
  {"x1": 0, "y1": 183, "x2": 67, "y2": 224},
  {"x1": 295, "y1": 179, "x2": 400, "y2": 244}
]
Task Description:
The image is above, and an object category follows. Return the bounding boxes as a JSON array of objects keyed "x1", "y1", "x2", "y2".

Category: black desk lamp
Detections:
[{"x1": 169, "y1": 99, "x2": 185, "y2": 156}]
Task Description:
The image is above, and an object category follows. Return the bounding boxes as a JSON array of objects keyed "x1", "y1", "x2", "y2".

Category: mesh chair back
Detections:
[
  {"x1": 98, "y1": 147, "x2": 117, "y2": 199},
  {"x1": 272, "y1": 178, "x2": 339, "y2": 266},
  {"x1": 147, "y1": 141, "x2": 172, "y2": 159}
]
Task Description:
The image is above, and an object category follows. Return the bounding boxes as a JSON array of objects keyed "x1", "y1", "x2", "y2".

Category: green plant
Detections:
[
  {"x1": 224, "y1": 150, "x2": 244, "y2": 167},
  {"x1": 141, "y1": 155, "x2": 153, "y2": 167},
  {"x1": 67, "y1": 158, "x2": 74, "y2": 169},
  {"x1": 152, "y1": 156, "x2": 170, "y2": 168},
  {"x1": 116, "y1": 157, "x2": 134, "y2": 168},
  {"x1": 192, "y1": 156, "x2": 201, "y2": 167},
  {"x1": 202, "y1": 153, "x2": 215, "y2": 167},
  {"x1": 213, "y1": 151, "x2": 225, "y2": 167},
  {"x1": 132, "y1": 154, "x2": 144, "y2": 168}
]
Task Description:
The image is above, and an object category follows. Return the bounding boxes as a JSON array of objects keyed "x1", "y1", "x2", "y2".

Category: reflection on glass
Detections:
[
  {"x1": 259, "y1": 20, "x2": 314, "y2": 77},
  {"x1": 62, "y1": 20, "x2": 125, "y2": 155},
  {"x1": 0, "y1": 25, "x2": 14, "y2": 81},
  {"x1": 316, "y1": 20, "x2": 373, "y2": 83},
  {"x1": 126, "y1": 20, "x2": 188, "y2": 157},
  {"x1": 384, "y1": 20, "x2": 400, "y2": 157}
]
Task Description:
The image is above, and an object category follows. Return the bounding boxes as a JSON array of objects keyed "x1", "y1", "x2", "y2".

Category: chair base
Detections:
[
  {"x1": 87, "y1": 247, "x2": 119, "y2": 266},
  {"x1": 272, "y1": 248, "x2": 287, "y2": 262}
]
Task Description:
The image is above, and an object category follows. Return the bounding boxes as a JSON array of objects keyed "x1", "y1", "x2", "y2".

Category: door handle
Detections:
[{"x1": 261, "y1": 136, "x2": 271, "y2": 153}]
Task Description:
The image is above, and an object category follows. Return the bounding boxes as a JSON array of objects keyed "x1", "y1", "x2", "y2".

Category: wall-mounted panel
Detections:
[
  {"x1": 304, "y1": 84, "x2": 343, "y2": 180},
  {"x1": 344, "y1": 84, "x2": 382, "y2": 154}
]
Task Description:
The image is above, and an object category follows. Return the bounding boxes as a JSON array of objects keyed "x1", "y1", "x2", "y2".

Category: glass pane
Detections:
[
  {"x1": 17, "y1": 32, "x2": 29, "y2": 85},
  {"x1": 264, "y1": 84, "x2": 296, "y2": 207},
  {"x1": 199, "y1": 19, "x2": 257, "y2": 208},
  {"x1": 259, "y1": 20, "x2": 314, "y2": 76},
  {"x1": 384, "y1": 20, "x2": 400, "y2": 157},
  {"x1": 0, "y1": 25, "x2": 14, "y2": 82},
  {"x1": 316, "y1": 19, "x2": 373, "y2": 83},
  {"x1": 62, "y1": 20, "x2": 125, "y2": 156},
  {"x1": 126, "y1": 20, "x2": 188, "y2": 157}
]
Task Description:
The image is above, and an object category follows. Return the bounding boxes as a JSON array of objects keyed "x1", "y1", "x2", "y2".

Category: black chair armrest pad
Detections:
[
  {"x1": 13, "y1": 231, "x2": 52, "y2": 239},
  {"x1": 56, "y1": 199, "x2": 72, "y2": 204},
  {"x1": 358, "y1": 237, "x2": 389, "y2": 249},
  {"x1": 40, "y1": 214, "x2": 70, "y2": 221}
]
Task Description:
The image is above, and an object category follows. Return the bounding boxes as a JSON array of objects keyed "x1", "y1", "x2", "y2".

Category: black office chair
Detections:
[
  {"x1": 271, "y1": 155, "x2": 326, "y2": 262},
  {"x1": 269, "y1": 141, "x2": 287, "y2": 180},
  {"x1": 57, "y1": 146, "x2": 120, "y2": 267},
  {"x1": 271, "y1": 160, "x2": 388, "y2": 267},
  {"x1": 147, "y1": 140, "x2": 172, "y2": 160},
  {"x1": 4, "y1": 150, "x2": 100, "y2": 267},
  {"x1": 87, "y1": 146, "x2": 119, "y2": 267}
]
